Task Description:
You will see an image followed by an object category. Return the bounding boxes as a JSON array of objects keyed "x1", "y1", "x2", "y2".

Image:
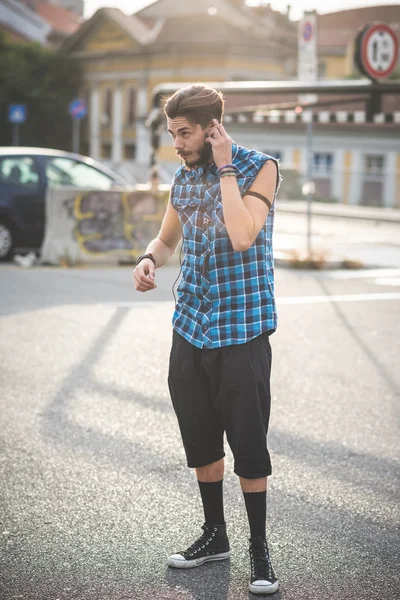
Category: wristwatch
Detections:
[{"x1": 136, "y1": 252, "x2": 156, "y2": 267}]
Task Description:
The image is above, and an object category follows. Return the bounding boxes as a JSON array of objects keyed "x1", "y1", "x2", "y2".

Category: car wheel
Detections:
[{"x1": 0, "y1": 221, "x2": 14, "y2": 261}]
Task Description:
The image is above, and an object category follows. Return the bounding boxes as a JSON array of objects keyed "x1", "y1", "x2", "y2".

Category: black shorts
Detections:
[{"x1": 167, "y1": 330, "x2": 273, "y2": 479}]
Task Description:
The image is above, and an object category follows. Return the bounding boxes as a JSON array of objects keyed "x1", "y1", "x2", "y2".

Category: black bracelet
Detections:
[{"x1": 136, "y1": 253, "x2": 156, "y2": 267}]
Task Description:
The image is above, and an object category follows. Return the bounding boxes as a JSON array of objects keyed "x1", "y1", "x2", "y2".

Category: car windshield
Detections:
[{"x1": 45, "y1": 157, "x2": 115, "y2": 190}]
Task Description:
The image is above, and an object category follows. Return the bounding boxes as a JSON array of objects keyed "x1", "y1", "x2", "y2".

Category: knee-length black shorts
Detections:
[{"x1": 167, "y1": 329, "x2": 273, "y2": 479}]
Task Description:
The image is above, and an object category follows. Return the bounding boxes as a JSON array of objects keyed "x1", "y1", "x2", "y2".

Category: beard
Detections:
[{"x1": 179, "y1": 135, "x2": 213, "y2": 168}]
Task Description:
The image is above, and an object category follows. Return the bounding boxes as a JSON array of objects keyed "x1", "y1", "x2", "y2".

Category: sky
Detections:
[{"x1": 84, "y1": 0, "x2": 400, "y2": 21}]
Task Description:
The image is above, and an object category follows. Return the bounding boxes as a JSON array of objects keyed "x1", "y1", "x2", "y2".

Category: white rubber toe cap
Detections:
[
  {"x1": 249, "y1": 579, "x2": 279, "y2": 594},
  {"x1": 168, "y1": 553, "x2": 185, "y2": 562}
]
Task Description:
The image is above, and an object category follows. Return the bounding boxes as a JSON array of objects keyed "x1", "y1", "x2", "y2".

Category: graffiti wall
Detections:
[{"x1": 41, "y1": 187, "x2": 168, "y2": 265}]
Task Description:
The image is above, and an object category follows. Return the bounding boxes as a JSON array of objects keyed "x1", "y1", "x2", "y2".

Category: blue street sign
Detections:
[
  {"x1": 69, "y1": 99, "x2": 87, "y2": 120},
  {"x1": 8, "y1": 104, "x2": 27, "y2": 124}
]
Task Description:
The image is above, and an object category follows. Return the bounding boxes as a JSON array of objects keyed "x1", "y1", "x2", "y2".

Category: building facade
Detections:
[
  {"x1": 61, "y1": 0, "x2": 296, "y2": 180},
  {"x1": 61, "y1": 1, "x2": 400, "y2": 207}
]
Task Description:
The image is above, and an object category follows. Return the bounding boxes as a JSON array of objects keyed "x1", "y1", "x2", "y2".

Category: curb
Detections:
[
  {"x1": 274, "y1": 250, "x2": 365, "y2": 270},
  {"x1": 277, "y1": 201, "x2": 400, "y2": 223}
]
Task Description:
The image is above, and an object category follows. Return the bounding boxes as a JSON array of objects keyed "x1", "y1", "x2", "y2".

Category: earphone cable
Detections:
[
  {"x1": 171, "y1": 157, "x2": 184, "y2": 304},
  {"x1": 172, "y1": 224, "x2": 184, "y2": 304}
]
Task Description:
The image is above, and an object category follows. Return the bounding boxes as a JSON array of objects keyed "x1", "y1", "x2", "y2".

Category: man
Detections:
[{"x1": 133, "y1": 84, "x2": 280, "y2": 595}]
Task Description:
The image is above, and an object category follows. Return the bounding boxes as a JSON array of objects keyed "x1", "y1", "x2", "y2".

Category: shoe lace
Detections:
[
  {"x1": 250, "y1": 540, "x2": 273, "y2": 581},
  {"x1": 183, "y1": 524, "x2": 218, "y2": 558}
]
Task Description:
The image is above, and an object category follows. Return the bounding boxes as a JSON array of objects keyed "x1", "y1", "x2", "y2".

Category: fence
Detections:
[{"x1": 277, "y1": 164, "x2": 400, "y2": 209}]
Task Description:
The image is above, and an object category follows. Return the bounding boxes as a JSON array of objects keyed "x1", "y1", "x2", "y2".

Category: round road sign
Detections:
[
  {"x1": 356, "y1": 23, "x2": 399, "y2": 81},
  {"x1": 69, "y1": 99, "x2": 87, "y2": 120}
]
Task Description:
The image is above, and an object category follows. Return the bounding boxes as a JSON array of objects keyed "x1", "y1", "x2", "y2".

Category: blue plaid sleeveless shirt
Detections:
[{"x1": 170, "y1": 143, "x2": 279, "y2": 349}]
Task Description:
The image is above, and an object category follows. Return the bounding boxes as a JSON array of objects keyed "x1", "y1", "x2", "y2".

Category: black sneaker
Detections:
[
  {"x1": 167, "y1": 523, "x2": 230, "y2": 569},
  {"x1": 248, "y1": 536, "x2": 279, "y2": 595}
]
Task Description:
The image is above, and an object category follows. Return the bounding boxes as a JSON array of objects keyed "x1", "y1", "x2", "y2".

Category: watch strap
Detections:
[{"x1": 136, "y1": 252, "x2": 156, "y2": 267}]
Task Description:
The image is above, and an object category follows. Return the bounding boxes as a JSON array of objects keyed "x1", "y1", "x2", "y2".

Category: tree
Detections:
[{"x1": 0, "y1": 33, "x2": 83, "y2": 150}]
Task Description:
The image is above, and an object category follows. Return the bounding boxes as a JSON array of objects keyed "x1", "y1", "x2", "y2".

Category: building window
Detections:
[
  {"x1": 124, "y1": 144, "x2": 136, "y2": 160},
  {"x1": 364, "y1": 154, "x2": 384, "y2": 176},
  {"x1": 101, "y1": 143, "x2": 112, "y2": 159},
  {"x1": 263, "y1": 150, "x2": 282, "y2": 161},
  {"x1": 318, "y1": 61, "x2": 326, "y2": 79},
  {"x1": 102, "y1": 88, "x2": 113, "y2": 126},
  {"x1": 313, "y1": 152, "x2": 334, "y2": 174},
  {"x1": 127, "y1": 88, "x2": 136, "y2": 125},
  {"x1": 362, "y1": 155, "x2": 385, "y2": 207}
]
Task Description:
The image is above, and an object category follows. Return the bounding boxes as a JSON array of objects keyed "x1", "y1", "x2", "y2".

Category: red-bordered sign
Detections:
[
  {"x1": 303, "y1": 21, "x2": 313, "y2": 42},
  {"x1": 359, "y1": 23, "x2": 399, "y2": 80}
]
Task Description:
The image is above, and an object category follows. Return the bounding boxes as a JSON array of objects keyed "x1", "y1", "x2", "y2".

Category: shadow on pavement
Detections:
[
  {"x1": 0, "y1": 265, "x2": 178, "y2": 318},
  {"x1": 12, "y1": 306, "x2": 395, "y2": 600},
  {"x1": 40, "y1": 306, "x2": 399, "y2": 498}
]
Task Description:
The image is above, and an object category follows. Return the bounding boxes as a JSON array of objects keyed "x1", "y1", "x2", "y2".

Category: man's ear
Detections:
[{"x1": 204, "y1": 120, "x2": 215, "y2": 138}]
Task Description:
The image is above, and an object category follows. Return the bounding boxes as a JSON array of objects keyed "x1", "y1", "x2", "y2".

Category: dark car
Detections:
[{"x1": 0, "y1": 147, "x2": 134, "y2": 260}]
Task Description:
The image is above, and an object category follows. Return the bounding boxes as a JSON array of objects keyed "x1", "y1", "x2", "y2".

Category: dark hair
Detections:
[{"x1": 164, "y1": 84, "x2": 224, "y2": 128}]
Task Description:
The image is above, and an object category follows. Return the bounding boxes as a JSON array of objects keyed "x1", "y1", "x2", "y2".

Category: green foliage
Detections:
[{"x1": 0, "y1": 33, "x2": 83, "y2": 149}]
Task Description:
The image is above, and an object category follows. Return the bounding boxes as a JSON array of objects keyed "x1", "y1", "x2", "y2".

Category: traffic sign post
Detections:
[
  {"x1": 12, "y1": 123, "x2": 19, "y2": 147},
  {"x1": 68, "y1": 99, "x2": 87, "y2": 154},
  {"x1": 306, "y1": 117, "x2": 313, "y2": 257},
  {"x1": 298, "y1": 11, "x2": 318, "y2": 256},
  {"x1": 8, "y1": 104, "x2": 27, "y2": 146},
  {"x1": 298, "y1": 11, "x2": 318, "y2": 105}
]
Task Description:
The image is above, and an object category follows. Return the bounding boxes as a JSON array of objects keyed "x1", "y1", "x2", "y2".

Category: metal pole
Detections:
[
  {"x1": 72, "y1": 118, "x2": 80, "y2": 154},
  {"x1": 306, "y1": 117, "x2": 313, "y2": 256},
  {"x1": 12, "y1": 123, "x2": 19, "y2": 146}
]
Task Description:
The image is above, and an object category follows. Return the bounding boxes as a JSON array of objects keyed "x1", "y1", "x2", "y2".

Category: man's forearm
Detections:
[
  {"x1": 220, "y1": 177, "x2": 255, "y2": 251},
  {"x1": 145, "y1": 236, "x2": 176, "y2": 268}
]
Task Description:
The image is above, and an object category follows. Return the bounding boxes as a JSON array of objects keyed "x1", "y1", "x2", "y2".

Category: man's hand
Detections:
[
  {"x1": 206, "y1": 119, "x2": 233, "y2": 168},
  {"x1": 133, "y1": 258, "x2": 157, "y2": 292}
]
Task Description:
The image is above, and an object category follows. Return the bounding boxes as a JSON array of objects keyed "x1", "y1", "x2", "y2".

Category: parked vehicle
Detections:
[{"x1": 0, "y1": 147, "x2": 133, "y2": 260}]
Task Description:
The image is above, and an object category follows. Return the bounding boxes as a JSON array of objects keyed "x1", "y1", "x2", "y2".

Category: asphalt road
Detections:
[{"x1": 0, "y1": 263, "x2": 399, "y2": 600}]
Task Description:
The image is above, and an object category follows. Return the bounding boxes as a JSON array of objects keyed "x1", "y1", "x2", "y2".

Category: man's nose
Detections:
[{"x1": 174, "y1": 138, "x2": 184, "y2": 149}]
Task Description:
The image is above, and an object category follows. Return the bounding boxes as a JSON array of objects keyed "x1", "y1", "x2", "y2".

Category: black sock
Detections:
[
  {"x1": 243, "y1": 491, "x2": 267, "y2": 540},
  {"x1": 197, "y1": 480, "x2": 225, "y2": 526}
]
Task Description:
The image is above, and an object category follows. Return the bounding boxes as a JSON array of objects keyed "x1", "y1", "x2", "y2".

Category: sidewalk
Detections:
[{"x1": 277, "y1": 200, "x2": 400, "y2": 223}]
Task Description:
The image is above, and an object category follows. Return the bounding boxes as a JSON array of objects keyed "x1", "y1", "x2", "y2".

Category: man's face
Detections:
[{"x1": 167, "y1": 116, "x2": 213, "y2": 168}]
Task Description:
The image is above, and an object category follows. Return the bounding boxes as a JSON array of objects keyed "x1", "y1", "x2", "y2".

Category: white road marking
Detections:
[
  {"x1": 104, "y1": 292, "x2": 400, "y2": 309},
  {"x1": 324, "y1": 268, "x2": 400, "y2": 280},
  {"x1": 373, "y1": 278, "x2": 400, "y2": 287},
  {"x1": 278, "y1": 292, "x2": 400, "y2": 305}
]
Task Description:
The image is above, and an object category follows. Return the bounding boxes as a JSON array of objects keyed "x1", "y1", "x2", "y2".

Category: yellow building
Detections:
[{"x1": 61, "y1": 0, "x2": 296, "y2": 173}]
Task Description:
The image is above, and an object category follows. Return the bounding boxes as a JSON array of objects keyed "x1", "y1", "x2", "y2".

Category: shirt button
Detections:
[
  {"x1": 202, "y1": 325, "x2": 207, "y2": 331},
  {"x1": 207, "y1": 181, "x2": 212, "y2": 187}
]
